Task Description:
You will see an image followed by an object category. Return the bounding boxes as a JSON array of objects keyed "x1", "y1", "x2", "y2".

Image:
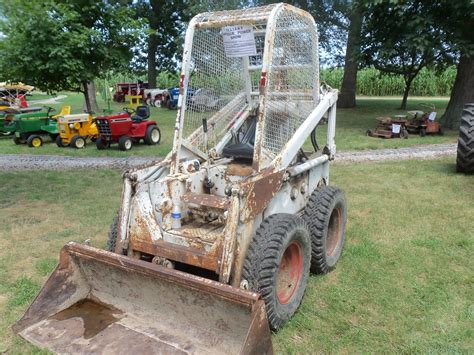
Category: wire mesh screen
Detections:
[
  {"x1": 184, "y1": 27, "x2": 249, "y2": 151},
  {"x1": 262, "y1": 9, "x2": 319, "y2": 156}
]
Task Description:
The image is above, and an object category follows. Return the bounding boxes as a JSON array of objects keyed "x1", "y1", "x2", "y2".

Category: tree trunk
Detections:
[
  {"x1": 441, "y1": 54, "x2": 474, "y2": 129},
  {"x1": 147, "y1": 33, "x2": 158, "y2": 88},
  {"x1": 82, "y1": 81, "x2": 99, "y2": 113},
  {"x1": 400, "y1": 77, "x2": 414, "y2": 110},
  {"x1": 338, "y1": 4, "x2": 363, "y2": 109},
  {"x1": 147, "y1": 1, "x2": 160, "y2": 89}
]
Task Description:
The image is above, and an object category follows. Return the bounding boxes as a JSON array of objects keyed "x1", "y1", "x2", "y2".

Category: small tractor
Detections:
[
  {"x1": 406, "y1": 104, "x2": 443, "y2": 136},
  {"x1": 95, "y1": 105, "x2": 161, "y2": 150},
  {"x1": 456, "y1": 103, "x2": 474, "y2": 173},
  {"x1": 56, "y1": 113, "x2": 99, "y2": 149},
  {"x1": 7, "y1": 106, "x2": 70, "y2": 147},
  {"x1": 15, "y1": 4, "x2": 347, "y2": 354}
]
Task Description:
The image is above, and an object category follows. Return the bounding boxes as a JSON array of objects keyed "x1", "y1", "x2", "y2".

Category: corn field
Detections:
[
  {"x1": 321, "y1": 66, "x2": 456, "y2": 96},
  {"x1": 95, "y1": 66, "x2": 455, "y2": 98}
]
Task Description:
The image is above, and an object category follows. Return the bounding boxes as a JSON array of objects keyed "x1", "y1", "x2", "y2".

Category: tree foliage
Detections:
[{"x1": 0, "y1": 0, "x2": 140, "y2": 111}]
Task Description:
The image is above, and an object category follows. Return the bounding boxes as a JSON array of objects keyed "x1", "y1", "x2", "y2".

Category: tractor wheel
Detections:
[
  {"x1": 242, "y1": 213, "x2": 311, "y2": 330},
  {"x1": 400, "y1": 128, "x2": 409, "y2": 139},
  {"x1": 95, "y1": 137, "x2": 107, "y2": 150},
  {"x1": 13, "y1": 136, "x2": 25, "y2": 145},
  {"x1": 144, "y1": 126, "x2": 161, "y2": 145},
  {"x1": 302, "y1": 186, "x2": 347, "y2": 274},
  {"x1": 70, "y1": 135, "x2": 86, "y2": 149},
  {"x1": 27, "y1": 135, "x2": 43, "y2": 148},
  {"x1": 118, "y1": 135, "x2": 132, "y2": 151},
  {"x1": 419, "y1": 128, "x2": 426, "y2": 137},
  {"x1": 154, "y1": 99, "x2": 162, "y2": 108},
  {"x1": 456, "y1": 103, "x2": 474, "y2": 173},
  {"x1": 56, "y1": 135, "x2": 66, "y2": 147}
]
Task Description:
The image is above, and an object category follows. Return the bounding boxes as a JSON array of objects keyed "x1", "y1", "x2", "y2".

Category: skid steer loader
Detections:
[{"x1": 14, "y1": 3, "x2": 347, "y2": 354}]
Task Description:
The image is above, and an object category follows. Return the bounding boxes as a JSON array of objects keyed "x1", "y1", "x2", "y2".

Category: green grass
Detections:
[
  {"x1": 0, "y1": 158, "x2": 472, "y2": 353},
  {"x1": 0, "y1": 93, "x2": 457, "y2": 157}
]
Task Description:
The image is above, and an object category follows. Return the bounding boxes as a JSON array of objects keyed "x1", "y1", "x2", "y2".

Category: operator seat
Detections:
[
  {"x1": 133, "y1": 105, "x2": 150, "y2": 122},
  {"x1": 223, "y1": 118, "x2": 257, "y2": 161}
]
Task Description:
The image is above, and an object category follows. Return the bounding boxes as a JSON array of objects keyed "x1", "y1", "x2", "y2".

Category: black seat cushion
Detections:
[
  {"x1": 133, "y1": 105, "x2": 150, "y2": 121},
  {"x1": 223, "y1": 118, "x2": 256, "y2": 160}
]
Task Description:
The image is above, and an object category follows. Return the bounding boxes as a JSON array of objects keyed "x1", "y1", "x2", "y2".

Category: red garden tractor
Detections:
[{"x1": 95, "y1": 106, "x2": 161, "y2": 151}]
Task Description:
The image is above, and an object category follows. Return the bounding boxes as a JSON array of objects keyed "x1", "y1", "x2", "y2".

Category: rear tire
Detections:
[
  {"x1": 70, "y1": 135, "x2": 86, "y2": 149},
  {"x1": 27, "y1": 135, "x2": 43, "y2": 148},
  {"x1": 420, "y1": 128, "x2": 426, "y2": 137},
  {"x1": 118, "y1": 135, "x2": 132, "y2": 151},
  {"x1": 456, "y1": 103, "x2": 474, "y2": 173},
  {"x1": 242, "y1": 214, "x2": 311, "y2": 330},
  {"x1": 144, "y1": 125, "x2": 161, "y2": 145},
  {"x1": 302, "y1": 186, "x2": 347, "y2": 274}
]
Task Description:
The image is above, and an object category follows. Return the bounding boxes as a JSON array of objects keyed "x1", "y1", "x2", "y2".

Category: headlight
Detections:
[{"x1": 69, "y1": 123, "x2": 74, "y2": 129}]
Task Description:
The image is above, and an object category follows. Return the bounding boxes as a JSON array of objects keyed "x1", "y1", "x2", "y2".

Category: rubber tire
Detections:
[
  {"x1": 144, "y1": 125, "x2": 161, "y2": 145},
  {"x1": 13, "y1": 136, "x2": 25, "y2": 145},
  {"x1": 420, "y1": 128, "x2": 426, "y2": 137},
  {"x1": 302, "y1": 186, "x2": 347, "y2": 274},
  {"x1": 96, "y1": 137, "x2": 107, "y2": 150},
  {"x1": 118, "y1": 135, "x2": 132, "y2": 151},
  {"x1": 70, "y1": 135, "x2": 86, "y2": 149},
  {"x1": 27, "y1": 135, "x2": 43, "y2": 148},
  {"x1": 56, "y1": 135, "x2": 66, "y2": 147},
  {"x1": 242, "y1": 213, "x2": 311, "y2": 330},
  {"x1": 456, "y1": 103, "x2": 474, "y2": 173},
  {"x1": 107, "y1": 211, "x2": 119, "y2": 252}
]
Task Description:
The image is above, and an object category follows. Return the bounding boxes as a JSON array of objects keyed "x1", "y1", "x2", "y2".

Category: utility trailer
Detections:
[{"x1": 15, "y1": 4, "x2": 347, "y2": 354}]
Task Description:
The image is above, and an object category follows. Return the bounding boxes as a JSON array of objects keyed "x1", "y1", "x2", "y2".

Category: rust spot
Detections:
[
  {"x1": 226, "y1": 163, "x2": 254, "y2": 177},
  {"x1": 51, "y1": 299, "x2": 122, "y2": 339},
  {"x1": 182, "y1": 193, "x2": 230, "y2": 210}
]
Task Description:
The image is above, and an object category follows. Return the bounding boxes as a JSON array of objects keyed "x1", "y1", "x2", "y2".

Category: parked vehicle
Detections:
[
  {"x1": 95, "y1": 105, "x2": 161, "y2": 151},
  {"x1": 144, "y1": 88, "x2": 168, "y2": 107},
  {"x1": 7, "y1": 106, "x2": 70, "y2": 147},
  {"x1": 113, "y1": 82, "x2": 149, "y2": 103},
  {"x1": 56, "y1": 113, "x2": 99, "y2": 149}
]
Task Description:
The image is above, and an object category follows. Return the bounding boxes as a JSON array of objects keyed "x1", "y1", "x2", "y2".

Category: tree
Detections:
[
  {"x1": 433, "y1": 1, "x2": 474, "y2": 128},
  {"x1": 0, "y1": 0, "x2": 139, "y2": 113},
  {"x1": 360, "y1": 1, "x2": 455, "y2": 109},
  {"x1": 132, "y1": 0, "x2": 192, "y2": 88},
  {"x1": 338, "y1": 2, "x2": 364, "y2": 108}
]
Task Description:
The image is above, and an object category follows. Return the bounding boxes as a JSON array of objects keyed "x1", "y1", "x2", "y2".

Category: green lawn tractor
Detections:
[{"x1": 7, "y1": 106, "x2": 70, "y2": 147}]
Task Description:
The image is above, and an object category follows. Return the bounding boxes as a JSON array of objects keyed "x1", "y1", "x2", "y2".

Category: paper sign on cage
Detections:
[
  {"x1": 392, "y1": 124, "x2": 401, "y2": 134},
  {"x1": 222, "y1": 25, "x2": 257, "y2": 57}
]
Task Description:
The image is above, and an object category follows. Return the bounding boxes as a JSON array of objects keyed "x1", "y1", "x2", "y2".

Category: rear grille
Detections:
[{"x1": 96, "y1": 119, "x2": 111, "y2": 136}]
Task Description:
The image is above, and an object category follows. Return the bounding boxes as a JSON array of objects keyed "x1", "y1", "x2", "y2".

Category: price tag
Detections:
[
  {"x1": 392, "y1": 124, "x2": 401, "y2": 134},
  {"x1": 222, "y1": 25, "x2": 257, "y2": 57}
]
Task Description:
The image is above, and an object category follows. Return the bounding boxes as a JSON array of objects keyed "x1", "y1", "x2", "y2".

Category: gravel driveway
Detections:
[{"x1": 0, "y1": 143, "x2": 456, "y2": 171}]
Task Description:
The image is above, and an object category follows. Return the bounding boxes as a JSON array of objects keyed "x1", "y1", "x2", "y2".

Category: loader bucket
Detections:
[{"x1": 13, "y1": 242, "x2": 272, "y2": 354}]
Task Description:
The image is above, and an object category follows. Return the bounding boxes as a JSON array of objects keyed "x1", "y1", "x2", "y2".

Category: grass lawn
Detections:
[
  {"x1": 0, "y1": 157, "x2": 472, "y2": 353},
  {"x1": 0, "y1": 92, "x2": 457, "y2": 157}
]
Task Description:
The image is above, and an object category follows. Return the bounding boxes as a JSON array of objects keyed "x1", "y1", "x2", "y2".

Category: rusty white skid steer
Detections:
[{"x1": 14, "y1": 3, "x2": 347, "y2": 354}]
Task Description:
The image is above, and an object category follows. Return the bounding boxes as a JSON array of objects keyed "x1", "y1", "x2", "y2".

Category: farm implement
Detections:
[{"x1": 14, "y1": 4, "x2": 347, "y2": 353}]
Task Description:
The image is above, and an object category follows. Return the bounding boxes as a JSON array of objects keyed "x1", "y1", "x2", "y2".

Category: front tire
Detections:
[
  {"x1": 242, "y1": 214, "x2": 311, "y2": 330},
  {"x1": 27, "y1": 135, "x2": 43, "y2": 148},
  {"x1": 56, "y1": 135, "x2": 66, "y2": 147},
  {"x1": 144, "y1": 125, "x2": 161, "y2": 145},
  {"x1": 70, "y1": 135, "x2": 86, "y2": 149},
  {"x1": 303, "y1": 186, "x2": 347, "y2": 274},
  {"x1": 118, "y1": 135, "x2": 132, "y2": 151},
  {"x1": 96, "y1": 137, "x2": 107, "y2": 150}
]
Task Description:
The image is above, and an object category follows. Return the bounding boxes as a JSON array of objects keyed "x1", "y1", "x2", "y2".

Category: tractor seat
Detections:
[
  {"x1": 132, "y1": 105, "x2": 150, "y2": 122},
  {"x1": 223, "y1": 118, "x2": 256, "y2": 161}
]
